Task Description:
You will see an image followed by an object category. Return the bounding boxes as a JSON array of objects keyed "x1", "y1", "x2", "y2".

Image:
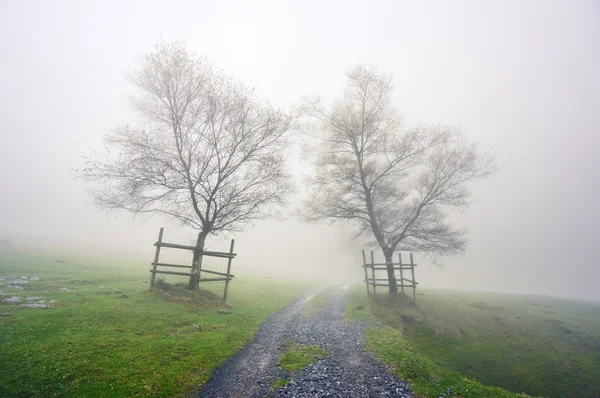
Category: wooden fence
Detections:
[
  {"x1": 362, "y1": 250, "x2": 418, "y2": 303},
  {"x1": 149, "y1": 227, "x2": 236, "y2": 302}
]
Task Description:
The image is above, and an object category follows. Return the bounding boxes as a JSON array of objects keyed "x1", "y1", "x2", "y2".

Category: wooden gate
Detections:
[
  {"x1": 149, "y1": 227, "x2": 236, "y2": 302},
  {"x1": 362, "y1": 250, "x2": 418, "y2": 303}
]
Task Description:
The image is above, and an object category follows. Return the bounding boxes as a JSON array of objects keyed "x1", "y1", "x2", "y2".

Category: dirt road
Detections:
[{"x1": 197, "y1": 287, "x2": 413, "y2": 398}]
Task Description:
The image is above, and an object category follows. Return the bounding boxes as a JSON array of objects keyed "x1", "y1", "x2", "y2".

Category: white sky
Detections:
[{"x1": 1, "y1": 0, "x2": 599, "y2": 300}]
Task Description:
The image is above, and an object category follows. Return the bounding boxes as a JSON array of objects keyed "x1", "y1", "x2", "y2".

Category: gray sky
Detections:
[{"x1": 1, "y1": 0, "x2": 599, "y2": 300}]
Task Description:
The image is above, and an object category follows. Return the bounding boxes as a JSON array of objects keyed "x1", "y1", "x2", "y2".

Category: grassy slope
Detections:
[
  {"x1": 347, "y1": 285, "x2": 529, "y2": 398},
  {"x1": 347, "y1": 285, "x2": 600, "y2": 398},
  {"x1": 392, "y1": 289, "x2": 600, "y2": 398},
  {"x1": 0, "y1": 247, "x2": 308, "y2": 397}
]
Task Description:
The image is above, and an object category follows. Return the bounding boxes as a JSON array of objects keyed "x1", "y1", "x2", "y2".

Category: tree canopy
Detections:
[
  {"x1": 302, "y1": 64, "x2": 496, "y2": 293},
  {"x1": 82, "y1": 41, "x2": 293, "y2": 236}
]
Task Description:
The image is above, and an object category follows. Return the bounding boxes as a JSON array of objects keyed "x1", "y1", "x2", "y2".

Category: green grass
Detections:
[
  {"x1": 278, "y1": 339, "x2": 329, "y2": 377},
  {"x1": 346, "y1": 285, "x2": 531, "y2": 398},
  {"x1": 270, "y1": 378, "x2": 290, "y2": 390},
  {"x1": 347, "y1": 285, "x2": 600, "y2": 398},
  {"x1": 378, "y1": 289, "x2": 600, "y2": 398},
  {"x1": 0, "y1": 247, "x2": 309, "y2": 397},
  {"x1": 269, "y1": 340, "x2": 329, "y2": 391}
]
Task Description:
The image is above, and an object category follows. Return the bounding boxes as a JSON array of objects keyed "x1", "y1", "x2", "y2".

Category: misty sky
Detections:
[{"x1": 1, "y1": 0, "x2": 599, "y2": 301}]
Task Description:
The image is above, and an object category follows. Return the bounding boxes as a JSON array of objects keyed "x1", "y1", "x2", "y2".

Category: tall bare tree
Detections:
[
  {"x1": 81, "y1": 40, "x2": 293, "y2": 289},
  {"x1": 302, "y1": 64, "x2": 496, "y2": 294}
]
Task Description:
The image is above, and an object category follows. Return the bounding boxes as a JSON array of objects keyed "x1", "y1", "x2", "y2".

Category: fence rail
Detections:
[
  {"x1": 362, "y1": 250, "x2": 418, "y2": 304},
  {"x1": 149, "y1": 227, "x2": 236, "y2": 302},
  {"x1": 153, "y1": 242, "x2": 237, "y2": 259}
]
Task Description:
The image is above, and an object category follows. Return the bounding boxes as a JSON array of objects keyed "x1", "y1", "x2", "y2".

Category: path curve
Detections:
[{"x1": 197, "y1": 287, "x2": 413, "y2": 398}]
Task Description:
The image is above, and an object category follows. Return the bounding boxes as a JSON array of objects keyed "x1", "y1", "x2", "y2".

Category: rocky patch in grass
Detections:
[
  {"x1": 0, "y1": 275, "x2": 76, "y2": 294},
  {"x1": 0, "y1": 275, "x2": 41, "y2": 290},
  {"x1": 1, "y1": 294, "x2": 56, "y2": 309},
  {"x1": 2, "y1": 296, "x2": 22, "y2": 304}
]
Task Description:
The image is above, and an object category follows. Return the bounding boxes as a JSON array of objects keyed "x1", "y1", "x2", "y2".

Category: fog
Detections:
[{"x1": 1, "y1": 1, "x2": 599, "y2": 301}]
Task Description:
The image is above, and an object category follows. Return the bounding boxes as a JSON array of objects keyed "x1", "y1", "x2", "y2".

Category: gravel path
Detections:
[{"x1": 198, "y1": 287, "x2": 413, "y2": 398}]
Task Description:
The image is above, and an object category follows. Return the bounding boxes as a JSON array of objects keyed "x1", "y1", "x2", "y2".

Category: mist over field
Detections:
[{"x1": 1, "y1": 0, "x2": 599, "y2": 300}]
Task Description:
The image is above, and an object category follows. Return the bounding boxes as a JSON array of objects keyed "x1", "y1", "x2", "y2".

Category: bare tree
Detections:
[
  {"x1": 81, "y1": 40, "x2": 293, "y2": 289},
  {"x1": 301, "y1": 64, "x2": 496, "y2": 294}
]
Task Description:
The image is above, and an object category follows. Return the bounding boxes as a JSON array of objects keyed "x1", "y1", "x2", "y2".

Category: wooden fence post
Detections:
[
  {"x1": 194, "y1": 244, "x2": 206, "y2": 293},
  {"x1": 410, "y1": 253, "x2": 416, "y2": 304},
  {"x1": 399, "y1": 252, "x2": 405, "y2": 296},
  {"x1": 370, "y1": 250, "x2": 376, "y2": 296},
  {"x1": 362, "y1": 250, "x2": 370, "y2": 295},
  {"x1": 150, "y1": 227, "x2": 164, "y2": 289},
  {"x1": 223, "y1": 239, "x2": 235, "y2": 302}
]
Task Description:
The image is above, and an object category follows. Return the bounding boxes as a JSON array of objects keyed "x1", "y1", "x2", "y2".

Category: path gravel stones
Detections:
[{"x1": 198, "y1": 287, "x2": 413, "y2": 398}]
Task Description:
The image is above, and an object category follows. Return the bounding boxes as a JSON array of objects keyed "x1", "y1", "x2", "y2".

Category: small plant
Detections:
[
  {"x1": 270, "y1": 379, "x2": 290, "y2": 390},
  {"x1": 278, "y1": 340, "x2": 329, "y2": 380}
]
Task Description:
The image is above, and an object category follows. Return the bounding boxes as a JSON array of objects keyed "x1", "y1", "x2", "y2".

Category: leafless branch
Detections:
[
  {"x1": 300, "y1": 63, "x2": 497, "y2": 293},
  {"x1": 79, "y1": 39, "x2": 294, "y2": 243}
]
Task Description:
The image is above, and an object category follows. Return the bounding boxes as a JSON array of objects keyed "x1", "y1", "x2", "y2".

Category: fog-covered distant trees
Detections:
[
  {"x1": 302, "y1": 64, "x2": 496, "y2": 294},
  {"x1": 81, "y1": 41, "x2": 293, "y2": 289}
]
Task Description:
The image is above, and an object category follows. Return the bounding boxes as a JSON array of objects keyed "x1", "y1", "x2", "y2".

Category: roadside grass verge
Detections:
[
  {"x1": 0, "y1": 247, "x2": 308, "y2": 397},
  {"x1": 367, "y1": 288, "x2": 600, "y2": 398},
  {"x1": 346, "y1": 285, "x2": 531, "y2": 398}
]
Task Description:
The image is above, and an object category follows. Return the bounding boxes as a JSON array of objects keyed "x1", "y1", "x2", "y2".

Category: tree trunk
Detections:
[
  {"x1": 189, "y1": 231, "x2": 207, "y2": 290},
  {"x1": 384, "y1": 249, "x2": 398, "y2": 294}
]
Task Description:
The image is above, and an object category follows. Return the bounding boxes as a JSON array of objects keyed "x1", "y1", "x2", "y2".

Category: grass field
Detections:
[
  {"x1": 0, "y1": 247, "x2": 308, "y2": 397},
  {"x1": 347, "y1": 285, "x2": 600, "y2": 398}
]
